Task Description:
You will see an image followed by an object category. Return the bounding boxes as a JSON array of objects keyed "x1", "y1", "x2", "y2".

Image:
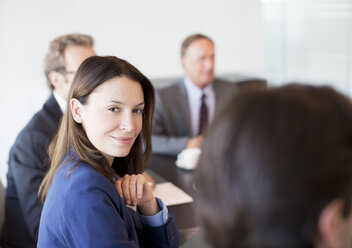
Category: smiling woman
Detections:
[
  {"x1": 71, "y1": 76, "x2": 145, "y2": 165},
  {"x1": 37, "y1": 56, "x2": 179, "y2": 248}
]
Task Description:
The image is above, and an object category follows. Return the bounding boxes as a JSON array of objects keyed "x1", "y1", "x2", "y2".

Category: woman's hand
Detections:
[
  {"x1": 143, "y1": 171, "x2": 155, "y2": 188},
  {"x1": 115, "y1": 174, "x2": 159, "y2": 216}
]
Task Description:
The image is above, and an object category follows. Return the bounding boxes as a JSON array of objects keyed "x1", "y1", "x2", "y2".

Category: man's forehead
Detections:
[
  {"x1": 64, "y1": 45, "x2": 95, "y2": 69},
  {"x1": 185, "y1": 40, "x2": 214, "y2": 57}
]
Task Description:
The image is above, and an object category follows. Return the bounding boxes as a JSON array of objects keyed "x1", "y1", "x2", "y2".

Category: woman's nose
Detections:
[{"x1": 120, "y1": 113, "x2": 134, "y2": 132}]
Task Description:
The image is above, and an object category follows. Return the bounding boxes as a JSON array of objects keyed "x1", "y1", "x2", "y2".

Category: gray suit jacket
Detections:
[{"x1": 152, "y1": 78, "x2": 237, "y2": 155}]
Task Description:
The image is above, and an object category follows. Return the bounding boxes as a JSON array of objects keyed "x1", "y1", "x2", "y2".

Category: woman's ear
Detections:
[
  {"x1": 71, "y1": 98, "x2": 83, "y2": 123},
  {"x1": 316, "y1": 199, "x2": 345, "y2": 248}
]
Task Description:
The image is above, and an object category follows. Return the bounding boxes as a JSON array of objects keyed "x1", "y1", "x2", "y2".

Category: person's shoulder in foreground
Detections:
[{"x1": 197, "y1": 83, "x2": 352, "y2": 248}]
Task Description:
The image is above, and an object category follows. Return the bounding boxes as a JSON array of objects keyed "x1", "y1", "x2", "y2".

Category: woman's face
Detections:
[{"x1": 71, "y1": 76, "x2": 144, "y2": 165}]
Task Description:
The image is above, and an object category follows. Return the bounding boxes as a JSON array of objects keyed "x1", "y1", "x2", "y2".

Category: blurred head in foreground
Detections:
[{"x1": 197, "y1": 84, "x2": 352, "y2": 248}]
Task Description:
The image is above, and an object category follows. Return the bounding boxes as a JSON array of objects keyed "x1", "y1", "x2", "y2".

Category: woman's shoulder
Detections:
[
  {"x1": 41, "y1": 161, "x2": 133, "y2": 247},
  {"x1": 53, "y1": 159, "x2": 118, "y2": 202},
  {"x1": 64, "y1": 160, "x2": 110, "y2": 183}
]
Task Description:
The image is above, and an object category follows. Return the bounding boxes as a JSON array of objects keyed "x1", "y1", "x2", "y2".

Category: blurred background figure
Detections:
[
  {"x1": 1, "y1": 33, "x2": 96, "y2": 248},
  {"x1": 152, "y1": 33, "x2": 237, "y2": 156},
  {"x1": 197, "y1": 84, "x2": 352, "y2": 248}
]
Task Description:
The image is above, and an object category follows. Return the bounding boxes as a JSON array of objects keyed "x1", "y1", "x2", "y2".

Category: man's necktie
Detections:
[{"x1": 198, "y1": 93, "x2": 208, "y2": 135}]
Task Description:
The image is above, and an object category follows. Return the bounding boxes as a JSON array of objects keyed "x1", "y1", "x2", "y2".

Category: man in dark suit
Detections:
[
  {"x1": 152, "y1": 33, "x2": 237, "y2": 155},
  {"x1": 1, "y1": 34, "x2": 96, "y2": 248}
]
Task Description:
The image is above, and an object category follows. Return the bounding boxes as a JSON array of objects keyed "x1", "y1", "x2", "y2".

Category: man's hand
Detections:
[{"x1": 186, "y1": 135, "x2": 203, "y2": 149}]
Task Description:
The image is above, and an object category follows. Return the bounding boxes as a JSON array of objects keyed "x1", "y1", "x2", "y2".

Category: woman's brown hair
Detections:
[{"x1": 39, "y1": 56, "x2": 155, "y2": 201}]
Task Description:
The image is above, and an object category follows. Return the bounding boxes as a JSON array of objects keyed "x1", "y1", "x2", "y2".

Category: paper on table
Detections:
[{"x1": 153, "y1": 182, "x2": 193, "y2": 206}]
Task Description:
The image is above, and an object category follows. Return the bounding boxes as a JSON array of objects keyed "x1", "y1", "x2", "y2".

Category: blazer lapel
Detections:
[{"x1": 178, "y1": 80, "x2": 192, "y2": 136}]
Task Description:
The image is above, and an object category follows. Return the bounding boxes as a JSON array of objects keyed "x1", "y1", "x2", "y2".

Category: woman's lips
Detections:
[{"x1": 111, "y1": 136, "x2": 133, "y2": 145}]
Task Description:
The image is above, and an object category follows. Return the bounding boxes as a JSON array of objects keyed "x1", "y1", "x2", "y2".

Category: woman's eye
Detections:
[
  {"x1": 109, "y1": 107, "x2": 120, "y2": 112},
  {"x1": 133, "y1": 109, "x2": 144, "y2": 114}
]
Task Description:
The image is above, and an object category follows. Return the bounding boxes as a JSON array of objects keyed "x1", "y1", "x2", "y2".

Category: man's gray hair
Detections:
[
  {"x1": 44, "y1": 33, "x2": 94, "y2": 90},
  {"x1": 181, "y1": 33, "x2": 213, "y2": 58}
]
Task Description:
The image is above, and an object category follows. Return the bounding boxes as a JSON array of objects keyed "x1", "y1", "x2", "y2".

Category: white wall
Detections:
[
  {"x1": 0, "y1": 0, "x2": 265, "y2": 184},
  {"x1": 262, "y1": 0, "x2": 352, "y2": 96}
]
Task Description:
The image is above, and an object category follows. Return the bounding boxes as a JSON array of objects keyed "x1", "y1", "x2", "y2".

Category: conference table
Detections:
[{"x1": 147, "y1": 154, "x2": 204, "y2": 246}]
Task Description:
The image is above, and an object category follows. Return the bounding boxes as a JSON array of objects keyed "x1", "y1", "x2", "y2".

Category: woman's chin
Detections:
[{"x1": 111, "y1": 149, "x2": 132, "y2": 158}]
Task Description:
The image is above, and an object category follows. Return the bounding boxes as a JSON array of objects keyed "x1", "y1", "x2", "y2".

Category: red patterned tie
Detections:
[{"x1": 198, "y1": 93, "x2": 208, "y2": 135}]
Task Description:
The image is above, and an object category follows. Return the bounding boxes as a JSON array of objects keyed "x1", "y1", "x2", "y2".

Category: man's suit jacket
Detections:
[
  {"x1": 152, "y1": 78, "x2": 237, "y2": 155},
  {"x1": 1, "y1": 94, "x2": 62, "y2": 248},
  {"x1": 38, "y1": 157, "x2": 179, "y2": 248}
]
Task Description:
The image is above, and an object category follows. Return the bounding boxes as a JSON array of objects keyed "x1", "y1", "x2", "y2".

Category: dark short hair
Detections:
[
  {"x1": 44, "y1": 33, "x2": 94, "y2": 90},
  {"x1": 181, "y1": 33, "x2": 213, "y2": 57},
  {"x1": 197, "y1": 84, "x2": 352, "y2": 248}
]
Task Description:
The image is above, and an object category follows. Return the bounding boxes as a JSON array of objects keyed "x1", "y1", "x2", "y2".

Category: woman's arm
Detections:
[{"x1": 115, "y1": 174, "x2": 179, "y2": 248}]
